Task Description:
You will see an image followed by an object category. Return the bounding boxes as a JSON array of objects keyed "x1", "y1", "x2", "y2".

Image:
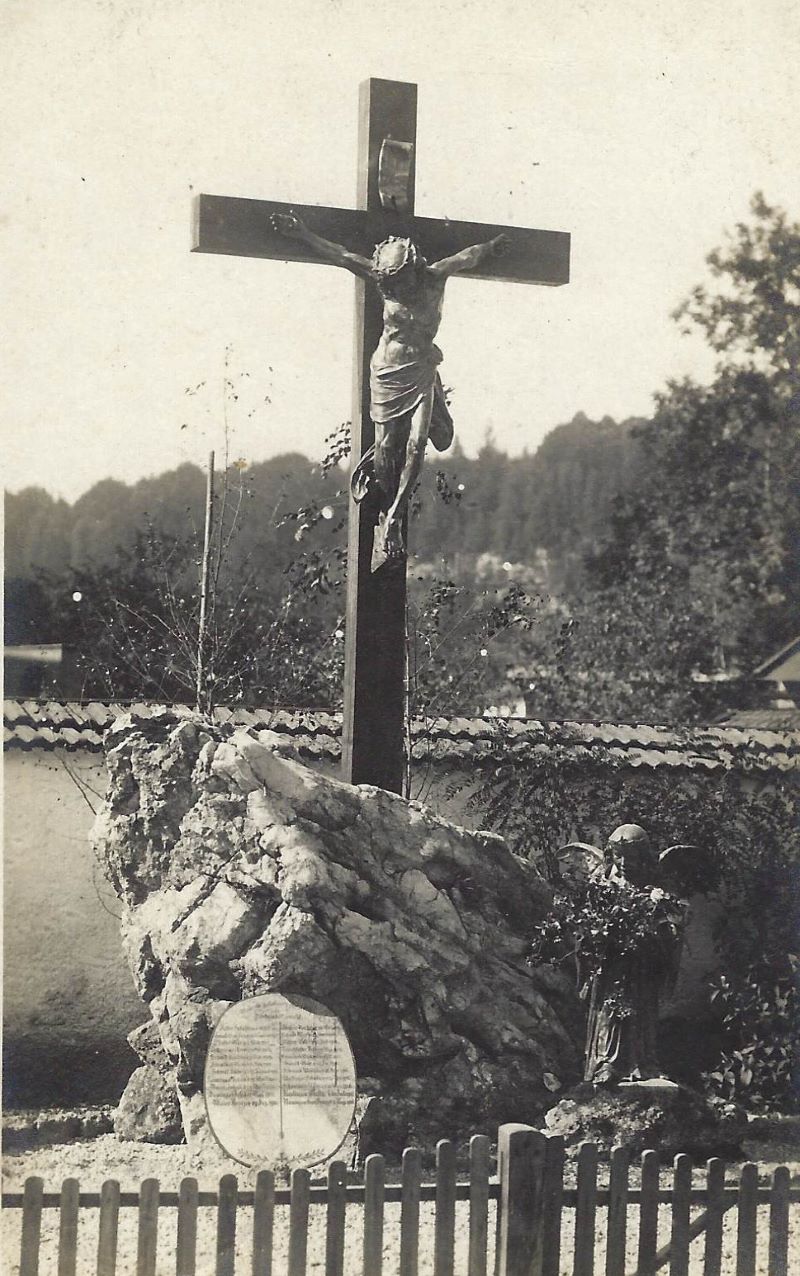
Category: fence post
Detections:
[
  {"x1": 57, "y1": 1178, "x2": 80, "y2": 1276},
  {"x1": 216, "y1": 1174, "x2": 238, "y2": 1276},
  {"x1": 136, "y1": 1177, "x2": 160, "y2": 1276},
  {"x1": 19, "y1": 1177, "x2": 43, "y2": 1276},
  {"x1": 399, "y1": 1146, "x2": 422, "y2": 1276},
  {"x1": 496, "y1": 1124, "x2": 547, "y2": 1276},
  {"x1": 469, "y1": 1134, "x2": 492, "y2": 1276}
]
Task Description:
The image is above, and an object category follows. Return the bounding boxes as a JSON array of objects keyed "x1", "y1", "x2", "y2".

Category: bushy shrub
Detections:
[
  {"x1": 469, "y1": 745, "x2": 799, "y2": 1108},
  {"x1": 529, "y1": 879, "x2": 685, "y2": 996},
  {"x1": 704, "y1": 956, "x2": 799, "y2": 1112}
]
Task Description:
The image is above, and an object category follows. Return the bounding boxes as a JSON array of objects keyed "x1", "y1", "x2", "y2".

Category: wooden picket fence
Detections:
[{"x1": 3, "y1": 1127, "x2": 797, "y2": 1275}]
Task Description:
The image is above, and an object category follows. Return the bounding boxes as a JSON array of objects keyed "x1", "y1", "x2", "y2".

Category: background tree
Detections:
[
  {"x1": 673, "y1": 192, "x2": 800, "y2": 387},
  {"x1": 532, "y1": 194, "x2": 800, "y2": 720},
  {"x1": 32, "y1": 416, "x2": 352, "y2": 708},
  {"x1": 43, "y1": 519, "x2": 346, "y2": 709}
]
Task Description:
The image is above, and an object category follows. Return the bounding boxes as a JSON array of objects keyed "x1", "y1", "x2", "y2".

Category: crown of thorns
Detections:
[{"x1": 371, "y1": 236, "x2": 422, "y2": 275}]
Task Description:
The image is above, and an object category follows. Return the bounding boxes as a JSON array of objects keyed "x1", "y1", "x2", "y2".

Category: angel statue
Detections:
[
  {"x1": 546, "y1": 824, "x2": 714, "y2": 1087},
  {"x1": 270, "y1": 212, "x2": 508, "y2": 571}
]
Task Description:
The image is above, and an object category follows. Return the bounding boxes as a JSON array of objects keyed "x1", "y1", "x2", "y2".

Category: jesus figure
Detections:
[{"x1": 271, "y1": 213, "x2": 508, "y2": 570}]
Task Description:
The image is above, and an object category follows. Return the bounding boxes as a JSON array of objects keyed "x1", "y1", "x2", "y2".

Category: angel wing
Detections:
[
  {"x1": 658, "y1": 844, "x2": 717, "y2": 896},
  {"x1": 556, "y1": 842, "x2": 604, "y2": 891}
]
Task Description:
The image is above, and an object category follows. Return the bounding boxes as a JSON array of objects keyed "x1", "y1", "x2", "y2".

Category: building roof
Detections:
[
  {"x1": 4, "y1": 699, "x2": 799, "y2": 774},
  {"x1": 717, "y1": 707, "x2": 800, "y2": 732},
  {"x1": 752, "y1": 635, "x2": 800, "y2": 683}
]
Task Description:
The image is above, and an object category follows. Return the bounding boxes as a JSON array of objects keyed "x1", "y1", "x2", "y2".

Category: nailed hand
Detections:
[{"x1": 270, "y1": 212, "x2": 305, "y2": 238}]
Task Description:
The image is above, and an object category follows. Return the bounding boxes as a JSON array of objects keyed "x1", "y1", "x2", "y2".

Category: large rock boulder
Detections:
[
  {"x1": 94, "y1": 710, "x2": 580, "y2": 1148},
  {"x1": 543, "y1": 1082, "x2": 745, "y2": 1160},
  {"x1": 114, "y1": 1065, "x2": 183, "y2": 1144}
]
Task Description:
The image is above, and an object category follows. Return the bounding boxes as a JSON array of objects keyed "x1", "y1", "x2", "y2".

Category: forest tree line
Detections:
[{"x1": 5, "y1": 411, "x2": 642, "y2": 593}]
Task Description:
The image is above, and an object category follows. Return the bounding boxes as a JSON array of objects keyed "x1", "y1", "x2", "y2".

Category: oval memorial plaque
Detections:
[{"x1": 204, "y1": 993, "x2": 356, "y2": 1169}]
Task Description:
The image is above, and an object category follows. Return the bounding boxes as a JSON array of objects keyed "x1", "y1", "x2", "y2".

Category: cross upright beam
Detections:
[
  {"x1": 341, "y1": 79, "x2": 416, "y2": 796},
  {"x1": 191, "y1": 77, "x2": 570, "y2": 795}
]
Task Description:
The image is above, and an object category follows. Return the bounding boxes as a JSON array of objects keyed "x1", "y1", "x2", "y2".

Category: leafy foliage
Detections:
[
  {"x1": 533, "y1": 193, "x2": 800, "y2": 717},
  {"x1": 529, "y1": 879, "x2": 685, "y2": 990},
  {"x1": 486, "y1": 198, "x2": 798, "y2": 715},
  {"x1": 27, "y1": 417, "x2": 353, "y2": 709},
  {"x1": 473, "y1": 747, "x2": 796, "y2": 954},
  {"x1": 673, "y1": 192, "x2": 800, "y2": 385},
  {"x1": 40, "y1": 524, "x2": 346, "y2": 709},
  {"x1": 704, "y1": 956, "x2": 799, "y2": 1112},
  {"x1": 506, "y1": 580, "x2": 721, "y2": 724},
  {"x1": 407, "y1": 571, "x2": 543, "y2": 722},
  {"x1": 585, "y1": 367, "x2": 799, "y2": 676}
]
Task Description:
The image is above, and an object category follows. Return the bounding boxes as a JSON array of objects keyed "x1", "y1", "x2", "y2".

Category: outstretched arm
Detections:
[
  {"x1": 270, "y1": 213, "x2": 373, "y2": 279},
  {"x1": 428, "y1": 233, "x2": 509, "y2": 278}
]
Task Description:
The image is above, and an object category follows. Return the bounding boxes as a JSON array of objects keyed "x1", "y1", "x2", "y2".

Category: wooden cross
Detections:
[{"x1": 192, "y1": 78, "x2": 569, "y2": 795}]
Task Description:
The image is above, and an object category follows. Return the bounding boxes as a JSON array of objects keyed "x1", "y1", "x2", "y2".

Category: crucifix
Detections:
[{"x1": 192, "y1": 78, "x2": 570, "y2": 795}]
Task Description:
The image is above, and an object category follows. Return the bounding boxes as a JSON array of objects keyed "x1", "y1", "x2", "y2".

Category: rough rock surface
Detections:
[
  {"x1": 94, "y1": 710, "x2": 580, "y2": 1147},
  {"x1": 543, "y1": 1083, "x2": 746, "y2": 1160},
  {"x1": 127, "y1": 1020, "x2": 173, "y2": 1074},
  {"x1": 2, "y1": 1108, "x2": 115, "y2": 1153},
  {"x1": 114, "y1": 1066, "x2": 183, "y2": 1144}
]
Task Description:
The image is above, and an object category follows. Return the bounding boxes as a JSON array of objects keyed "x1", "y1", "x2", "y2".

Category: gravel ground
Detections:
[{"x1": 3, "y1": 1133, "x2": 798, "y2": 1275}]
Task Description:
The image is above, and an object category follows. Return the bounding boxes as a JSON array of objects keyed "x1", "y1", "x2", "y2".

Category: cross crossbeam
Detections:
[
  {"x1": 193, "y1": 194, "x2": 570, "y2": 286},
  {"x1": 190, "y1": 78, "x2": 570, "y2": 794}
]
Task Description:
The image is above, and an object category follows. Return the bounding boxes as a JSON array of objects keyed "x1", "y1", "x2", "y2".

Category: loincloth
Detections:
[{"x1": 369, "y1": 344, "x2": 454, "y2": 451}]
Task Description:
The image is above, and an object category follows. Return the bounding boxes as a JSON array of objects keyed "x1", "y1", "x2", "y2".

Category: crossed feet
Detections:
[{"x1": 371, "y1": 512, "x2": 406, "y2": 572}]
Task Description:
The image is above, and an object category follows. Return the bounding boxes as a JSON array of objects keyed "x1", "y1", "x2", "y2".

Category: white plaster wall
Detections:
[{"x1": 3, "y1": 750, "x2": 145, "y2": 1068}]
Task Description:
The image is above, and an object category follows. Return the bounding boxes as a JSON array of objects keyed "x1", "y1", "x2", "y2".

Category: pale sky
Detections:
[{"x1": 3, "y1": 0, "x2": 799, "y2": 501}]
